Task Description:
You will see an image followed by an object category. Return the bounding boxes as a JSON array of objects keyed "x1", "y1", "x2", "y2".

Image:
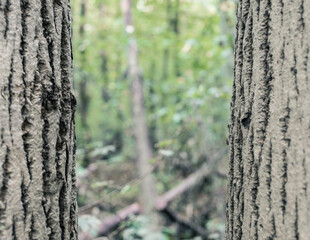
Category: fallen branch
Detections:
[
  {"x1": 92, "y1": 164, "x2": 212, "y2": 237},
  {"x1": 163, "y1": 207, "x2": 209, "y2": 238},
  {"x1": 156, "y1": 164, "x2": 211, "y2": 211},
  {"x1": 98, "y1": 203, "x2": 141, "y2": 235}
]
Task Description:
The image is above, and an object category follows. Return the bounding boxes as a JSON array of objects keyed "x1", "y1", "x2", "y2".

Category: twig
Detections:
[
  {"x1": 98, "y1": 203, "x2": 141, "y2": 236},
  {"x1": 163, "y1": 207, "x2": 209, "y2": 239},
  {"x1": 156, "y1": 164, "x2": 211, "y2": 210}
]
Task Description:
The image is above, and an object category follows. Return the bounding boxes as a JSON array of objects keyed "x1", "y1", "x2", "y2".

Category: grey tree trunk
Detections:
[
  {"x1": 120, "y1": 0, "x2": 158, "y2": 219},
  {"x1": 0, "y1": 1, "x2": 77, "y2": 239},
  {"x1": 226, "y1": 1, "x2": 310, "y2": 239}
]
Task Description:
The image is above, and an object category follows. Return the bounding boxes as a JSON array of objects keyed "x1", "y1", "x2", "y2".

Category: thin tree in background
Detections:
[
  {"x1": 226, "y1": 1, "x2": 310, "y2": 239},
  {"x1": 163, "y1": 0, "x2": 181, "y2": 80},
  {"x1": 78, "y1": 0, "x2": 91, "y2": 166},
  {"x1": 0, "y1": 0, "x2": 77, "y2": 239},
  {"x1": 120, "y1": 0, "x2": 158, "y2": 222}
]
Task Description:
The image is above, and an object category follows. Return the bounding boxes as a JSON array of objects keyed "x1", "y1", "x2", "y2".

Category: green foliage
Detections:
[
  {"x1": 122, "y1": 216, "x2": 169, "y2": 240},
  {"x1": 72, "y1": 0, "x2": 235, "y2": 156},
  {"x1": 73, "y1": 0, "x2": 236, "y2": 238}
]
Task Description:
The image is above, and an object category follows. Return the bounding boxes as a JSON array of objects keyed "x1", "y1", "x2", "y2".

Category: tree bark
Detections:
[
  {"x1": 226, "y1": 1, "x2": 310, "y2": 239},
  {"x1": 0, "y1": 1, "x2": 77, "y2": 239}
]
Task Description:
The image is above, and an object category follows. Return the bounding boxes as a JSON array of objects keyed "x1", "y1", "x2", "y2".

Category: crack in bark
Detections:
[
  {"x1": 227, "y1": 0, "x2": 310, "y2": 238},
  {"x1": 3, "y1": 0, "x2": 10, "y2": 39},
  {"x1": 0, "y1": 147, "x2": 10, "y2": 217},
  {"x1": 0, "y1": 0, "x2": 76, "y2": 238}
]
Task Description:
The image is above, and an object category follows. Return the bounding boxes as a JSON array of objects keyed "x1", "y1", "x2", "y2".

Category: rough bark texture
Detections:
[
  {"x1": 0, "y1": 0, "x2": 77, "y2": 239},
  {"x1": 226, "y1": 1, "x2": 310, "y2": 239}
]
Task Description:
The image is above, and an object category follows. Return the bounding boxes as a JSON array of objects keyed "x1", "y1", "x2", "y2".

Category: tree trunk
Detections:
[
  {"x1": 78, "y1": 0, "x2": 91, "y2": 167},
  {"x1": 0, "y1": 1, "x2": 77, "y2": 239},
  {"x1": 120, "y1": 0, "x2": 158, "y2": 218},
  {"x1": 226, "y1": 1, "x2": 310, "y2": 239}
]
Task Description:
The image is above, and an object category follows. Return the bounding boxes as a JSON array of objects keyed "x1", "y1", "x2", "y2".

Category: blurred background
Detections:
[{"x1": 72, "y1": 0, "x2": 236, "y2": 239}]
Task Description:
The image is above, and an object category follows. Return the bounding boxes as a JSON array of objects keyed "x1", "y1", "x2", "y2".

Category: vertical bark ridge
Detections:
[
  {"x1": 20, "y1": 1, "x2": 48, "y2": 238},
  {"x1": 0, "y1": 0, "x2": 76, "y2": 239},
  {"x1": 226, "y1": 0, "x2": 250, "y2": 237},
  {"x1": 227, "y1": 0, "x2": 310, "y2": 239},
  {"x1": 3, "y1": 0, "x2": 10, "y2": 39},
  {"x1": 57, "y1": 3, "x2": 77, "y2": 239},
  {"x1": 251, "y1": 2, "x2": 273, "y2": 236}
]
